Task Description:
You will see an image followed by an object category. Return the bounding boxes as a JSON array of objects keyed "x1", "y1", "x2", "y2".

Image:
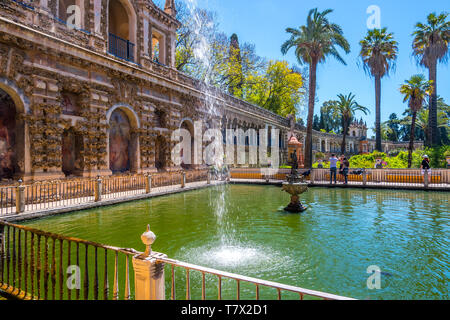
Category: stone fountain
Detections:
[{"x1": 281, "y1": 126, "x2": 308, "y2": 213}]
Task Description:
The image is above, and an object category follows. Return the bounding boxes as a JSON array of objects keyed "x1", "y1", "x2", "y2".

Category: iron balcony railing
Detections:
[{"x1": 108, "y1": 33, "x2": 135, "y2": 62}]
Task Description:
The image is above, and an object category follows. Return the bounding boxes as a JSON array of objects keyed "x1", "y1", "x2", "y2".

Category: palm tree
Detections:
[
  {"x1": 281, "y1": 8, "x2": 350, "y2": 168},
  {"x1": 399, "y1": 75, "x2": 433, "y2": 168},
  {"x1": 403, "y1": 108, "x2": 449, "y2": 144},
  {"x1": 323, "y1": 93, "x2": 369, "y2": 154},
  {"x1": 359, "y1": 28, "x2": 398, "y2": 152},
  {"x1": 412, "y1": 12, "x2": 449, "y2": 147}
]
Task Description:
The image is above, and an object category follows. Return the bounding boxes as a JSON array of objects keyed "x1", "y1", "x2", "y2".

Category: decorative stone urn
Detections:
[
  {"x1": 282, "y1": 154, "x2": 308, "y2": 213},
  {"x1": 282, "y1": 182, "x2": 308, "y2": 213}
]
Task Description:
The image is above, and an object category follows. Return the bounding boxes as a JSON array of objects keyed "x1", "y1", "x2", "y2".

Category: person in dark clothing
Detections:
[
  {"x1": 342, "y1": 157, "x2": 350, "y2": 184},
  {"x1": 421, "y1": 155, "x2": 431, "y2": 183}
]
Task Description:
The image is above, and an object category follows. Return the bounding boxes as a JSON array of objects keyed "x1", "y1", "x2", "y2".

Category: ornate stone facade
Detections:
[{"x1": 0, "y1": 1, "x2": 420, "y2": 181}]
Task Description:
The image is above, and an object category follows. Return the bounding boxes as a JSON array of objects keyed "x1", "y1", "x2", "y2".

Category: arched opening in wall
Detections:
[
  {"x1": 0, "y1": 88, "x2": 20, "y2": 180},
  {"x1": 109, "y1": 108, "x2": 138, "y2": 174},
  {"x1": 155, "y1": 135, "x2": 167, "y2": 172},
  {"x1": 62, "y1": 128, "x2": 84, "y2": 177},
  {"x1": 108, "y1": 0, "x2": 136, "y2": 62},
  {"x1": 321, "y1": 140, "x2": 326, "y2": 152},
  {"x1": 58, "y1": 0, "x2": 84, "y2": 29},
  {"x1": 180, "y1": 120, "x2": 195, "y2": 170}
]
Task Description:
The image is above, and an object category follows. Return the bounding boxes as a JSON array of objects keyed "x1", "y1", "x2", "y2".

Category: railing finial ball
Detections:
[{"x1": 141, "y1": 224, "x2": 156, "y2": 257}]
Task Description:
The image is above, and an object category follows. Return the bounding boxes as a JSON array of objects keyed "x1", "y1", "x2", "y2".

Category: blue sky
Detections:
[{"x1": 187, "y1": 0, "x2": 449, "y2": 137}]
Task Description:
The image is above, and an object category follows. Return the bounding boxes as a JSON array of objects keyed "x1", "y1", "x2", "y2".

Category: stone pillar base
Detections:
[
  {"x1": 141, "y1": 167, "x2": 159, "y2": 174},
  {"x1": 31, "y1": 170, "x2": 65, "y2": 181},
  {"x1": 132, "y1": 255, "x2": 166, "y2": 300}
]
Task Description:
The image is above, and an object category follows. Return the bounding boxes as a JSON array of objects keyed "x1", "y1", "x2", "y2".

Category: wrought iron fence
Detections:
[
  {"x1": 102, "y1": 175, "x2": 146, "y2": 200},
  {"x1": 23, "y1": 180, "x2": 96, "y2": 212},
  {"x1": 108, "y1": 33, "x2": 135, "y2": 62},
  {"x1": 0, "y1": 187, "x2": 16, "y2": 216},
  {"x1": 0, "y1": 170, "x2": 211, "y2": 217},
  {"x1": 158, "y1": 257, "x2": 353, "y2": 301},
  {"x1": 0, "y1": 221, "x2": 137, "y2": 300},
  {"x1": 0, "y1": 221, "x2": 353, "y2": 300}
]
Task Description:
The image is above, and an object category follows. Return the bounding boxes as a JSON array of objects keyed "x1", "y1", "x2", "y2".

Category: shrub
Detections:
[
  {"x1": 312, "y1": 161, "x2": 330, "y2": 168},
  {"x1": 347, "y1": 147, "x2": 448, "y2": 169},
  {"x1": 315, "y1": 152, "x2": 325, "y2": 160}
]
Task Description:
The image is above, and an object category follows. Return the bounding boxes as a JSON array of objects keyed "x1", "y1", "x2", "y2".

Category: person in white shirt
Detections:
[{"x1": 329, "y1": 154, "x2": 338, "y2": 184}]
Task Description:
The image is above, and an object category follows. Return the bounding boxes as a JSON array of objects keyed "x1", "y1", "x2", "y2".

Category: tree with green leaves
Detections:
[
  {"x1": 399, "y1": 75, "x2": 434, "y2": 168},
  {"x1": 281, "y1": 8, "x2": 350, "y2": 168},
  {"x1": 242, "y1": 60, "x2": 304, "y2": 117},
  {"x1": 319, "y1": 103, "x2": 343, "y2": 133},
  {"x1": 313, "y1": 114, "x2": 320, "y2": 131},
  {"x1": 228, "y1": 34, "x2": 244, "y2": 97},
  {"x1": 412, "y1": 12, "x2": 449, "y2": 147},
  {"x1": 359, "y1": 28, "x2": 398, "y2": 152},
  {"x1": 323, "y1": 93, "x2": 369, "y2": 154},
  {"x1": 382, "y1": 113, "x2": 401, "y2": 142},
  {"x1": 402, "y1": 108, "x2": 449, "y2": 145}
]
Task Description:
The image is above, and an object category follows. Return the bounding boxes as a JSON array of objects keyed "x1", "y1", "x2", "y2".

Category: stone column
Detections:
[
  {"x1": 362, "y1": 170, "x2": 367, "y2": 186},
  {"x1": 181, "y1": 171, "x2": 186, "y2": 188},
  {"x1": 93, "y1": 0, "x2": 102, "y2": 36},
  {"x1": 143, "y1": 16, "x2": 149, "y2": 56},
  {"x1": 132, "y1": 225, "x2": 167, "y2": 300},
  {"x1": 15, "y1": 180, "x2": 25, "y2": 214},
  {"x1": 94, "y1": 178, "x2": 102, "y2": 202},
  {"x1": 145, "y1": 175, "x2": 152, "y2": 193},
  {"x1": 424, "y1": 170, "x2": 429, "y2": 188}
]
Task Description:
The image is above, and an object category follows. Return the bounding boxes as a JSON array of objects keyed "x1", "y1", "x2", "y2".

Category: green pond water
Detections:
[{"x1": 21, "y1": 184, "x2": 449, "y2": 300}]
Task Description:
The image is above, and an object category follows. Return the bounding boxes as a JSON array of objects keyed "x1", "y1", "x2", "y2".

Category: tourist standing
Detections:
[
  {"x1": 421, "y1": 155, "x2": 431, "y2": 183},
  {"x1": 329, "y1": 154, "x2": 338, "y2": 184},
  {"x1": 342, "y1": 157, "x2": 350, "y2": 184}
]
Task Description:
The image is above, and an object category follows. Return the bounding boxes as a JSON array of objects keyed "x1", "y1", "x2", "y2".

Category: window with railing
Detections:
[
  {"x1": 108, "y1": 0, "x2": 136, "y2": 62},
  {"x1": 108, "y1": 33, "x2": 135, "y2": 62}
]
